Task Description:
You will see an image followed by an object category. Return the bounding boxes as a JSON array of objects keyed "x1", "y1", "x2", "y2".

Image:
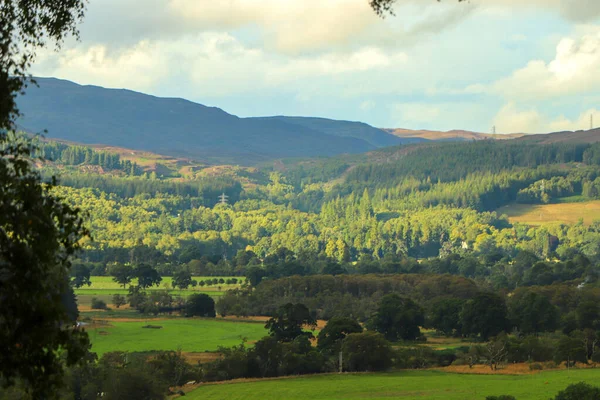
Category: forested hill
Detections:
[
  {"x1": 516, "y1": 128, "x2": 600, "y2": 144},
  {"x1": 15, "y1": 78, "x2": 412, "y2": 165},
  {"x1": 251, "y1": 116, "x2": 416, "y2": 147}
]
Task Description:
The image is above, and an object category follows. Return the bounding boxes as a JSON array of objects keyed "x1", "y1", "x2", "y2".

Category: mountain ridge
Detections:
[{"x1": 16, "y1": 77, "x2": 413, "y2": 165}]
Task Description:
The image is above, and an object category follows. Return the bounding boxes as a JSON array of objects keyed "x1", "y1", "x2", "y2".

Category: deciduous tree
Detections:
[
  {"x1": 265, "y1": 303, "x2": 316, "y2": 342},
  {"x1": 369, "y1": 294, "x2": 424, "y2": 341}
]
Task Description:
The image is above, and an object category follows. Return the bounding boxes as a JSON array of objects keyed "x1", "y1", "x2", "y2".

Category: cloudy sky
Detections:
[{"x1": 31, "y1": 0, "x2": 600, "y2": 134}]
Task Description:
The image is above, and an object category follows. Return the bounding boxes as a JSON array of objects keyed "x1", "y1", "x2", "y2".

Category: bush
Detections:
[
  {"x1": 90, "y1": 263, "x2": 107, "y2": 276},
  {"x1": 91, "y1": 297, "x2": 108, "y2": 310},
  {"x1": 529, "y1": 363, "x2": 543, "y2": 371},
  {"x1": 554, "y1": 382, "x2": 600, "y2": 400},
  {"x1": 341, "y1": 332, "x2": 393, "y2": 372},
  {"x1": 112, "y1": 294, "x2": 126, "y2": 308},
  {"x1": 185, "y1": 294, "x2": 216, "y2": 317}
]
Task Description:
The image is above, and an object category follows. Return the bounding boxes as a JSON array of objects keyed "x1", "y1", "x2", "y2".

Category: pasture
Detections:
[
  {"x1": 87, "y1": 318, "x2": 266, "y2": 356},
  {"x1": 186, "y1": 369, "x2": 600, "y2": 400},
  {"x1": 75, "y1": 276, "x2": 244, "y2": 306},
  {"x1": 498, "y1": 199, "x2": 600, "y2": 226}
]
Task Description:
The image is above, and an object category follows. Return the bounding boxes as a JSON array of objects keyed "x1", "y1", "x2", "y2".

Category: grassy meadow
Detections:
[
  {"x1": 75, "y1": 276, "x2": 244, "y2": 307},
  {"x1": 498, "y1": 199, "x2": 600, "y2": 226},
  {"x1": 186, "y1": 369, "x2": 600, "y2": 400},
  {"x1": 86, "y1": 318, "x2": 266, "y2": 356}
]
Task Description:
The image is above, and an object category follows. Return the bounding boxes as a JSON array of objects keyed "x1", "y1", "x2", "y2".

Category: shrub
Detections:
[
  {"x1": 112, "y1": 294, "x2": 126, "y2": 308},
  {"x1": 341, "y1": 332, "x2": 393, "y2": 372},
  {"x1": 529, "y1": 363, "x2": 543, "y2": 371},
  {"x1": 554, "y1": 382, "x2": 600, "y2": 400},
  {"x1": 91, "y1": 297, "x2": 108, "y2": 310},
  {"x1": 185, "y1": 294, "x2": 216, "y2": 317}
]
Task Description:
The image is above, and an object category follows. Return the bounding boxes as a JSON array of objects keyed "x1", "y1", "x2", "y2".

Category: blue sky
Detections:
[{"x1": 32, "y1": 0, "x2": 600, "y2": 134}]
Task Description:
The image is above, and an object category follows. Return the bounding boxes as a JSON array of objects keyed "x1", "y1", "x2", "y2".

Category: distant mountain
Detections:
[
  {"x1": 516, "y1": 128, "x2": 600, "y2": 144},
  {"x1": 16, "y1": 78, "x2": 408, "y2": 165},
  {"x1": 254, "y1": 116, "x2": 417, "y2": 148},
  {"x1": 384, "y1": 128, "x2": 523, "y2": 141}
]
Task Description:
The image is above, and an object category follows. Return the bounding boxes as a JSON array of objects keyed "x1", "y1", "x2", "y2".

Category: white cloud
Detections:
[
  {"x1": 548, "y1": 109, "x2": 599, "y2": 132},
  {"x1": 479, "y1": 0, "x2": 600, "y2": 22},
  {"x1": 492, "y1": 103, "x2": 544, "y2": 133},
  {"x1": 492, "y1": 103, "x2": 599, "y2": 133},
  {"x1": 33, "y1": 33, "x2": 408, "y2": 97},
  {"x1": 34, "y1": 42, "x2": 172, "y2": 91},
  {"x1": 492, "y1": 29, "x2": 600, "y2": 100}
]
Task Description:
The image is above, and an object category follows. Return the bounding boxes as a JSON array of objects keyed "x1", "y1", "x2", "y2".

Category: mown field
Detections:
[
  {"x1": 498, "y1": 199, "x2": 600, "y2": 226},
  {"x1": 75, "y1": 276, "x2": 244, "y2": 306},
  {"x1": 86, "y1": 318, "x2": 266, "y2": 356},
  {"x1": 186, "y1": 369, "x2": 600, "y2": 400}
]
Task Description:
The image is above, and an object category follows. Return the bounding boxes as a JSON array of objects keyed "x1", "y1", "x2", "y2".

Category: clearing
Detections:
[
  {"x1": 498, "y1": 200, "x2": 600, "y2": 226},
  {"x1": 86, "y1": 318, "x2": 266, "y2": 356}
]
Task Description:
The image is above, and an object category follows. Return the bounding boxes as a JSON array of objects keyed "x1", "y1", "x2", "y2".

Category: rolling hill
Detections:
[
  {"x1": 384, "y1": 128, "x2": 524, "y2": 141},
  {"x1": 516, "y1": 128, "x2": 600, "y2": 144},
  {"x1": 15, "y1": 78, "x2": 414, "y2": 165}
]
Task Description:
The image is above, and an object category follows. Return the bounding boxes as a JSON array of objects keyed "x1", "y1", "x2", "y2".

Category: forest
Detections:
[
  {"x1": 4, "y1": 134, "x2": 600, "y2": 399},
  {"x1": 29, "y1": 138, "x2": 600, "y2": 268}
]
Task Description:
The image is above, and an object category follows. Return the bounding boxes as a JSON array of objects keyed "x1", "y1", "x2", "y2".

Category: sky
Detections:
[{"x1": 31, "y1": 0, "x2": 600, "y2": 134}]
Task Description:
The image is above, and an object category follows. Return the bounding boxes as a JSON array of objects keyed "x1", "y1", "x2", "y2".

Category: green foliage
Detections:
[
  {"x1": 554, "y1": 335, "x2": 587, "y2": 365},
  {"x1": 172, "y1": 268, "x2": 193, "y2": 290},
  {"x1": 341, "y1": 332, "x2": 393, "y2": 372},
  {"x1": 134, "y1": 264, "x2": 162, "y2": 289},
  {"x1": 460, "y1": 292, "x2": 508, "y2": 341},
  {"x1": 0, "y1": 139, "x2": 90, "y2": 396},
  {"x1": 508, "y1": 291, "x2": 559, "y2": 334},
  {"x1": 426, "y1": 297, "x2": 464, "y2": 336},
  {"x1": 554, "y1": 382, "x2": 600, "y2": 400},
  {"x1": 110, "y1": 263, "x2": 133, "y2": 289},
  {"x1": 369, "y1": 294, "x2": 424, "y2": 341},
  {"x1": 265, "y1": 303, "x2": 316, "y2": 342},
  {"x1": 70, "y1": 263, "x2": 92, "y2": 288},
  {"x1": 90, "y1": 297, "x2": 107, "y2": 310},
  {"x1": 317, "y1": 317, "x2": 363, "y2": 354},
  {"x1": 147, "y1": 350, "x2": 199, "y2": 388},
  {"x1": 112, "y1": 294, "x2": 126, "y2": 308},
  {"x1": 185, "y1": 293, "x2": 216, "y2": 317},
  {"x1": 100, "y1": 364, "x2": 166, "y2": 400}
]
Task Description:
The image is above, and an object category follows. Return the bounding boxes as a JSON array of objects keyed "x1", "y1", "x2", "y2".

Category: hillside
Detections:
[
  {"x1": 517, "y1": 128, "x2": 600, "y2": 144},
  {"x1": 384, "y1": 128, "x2": 524, "y2": 141},
  {"x1": 255, "y1": 116, "x2": 419, "y2": 147},
  {"x1": 16, "y1": 78, "x2": 404, "y2": 165}
]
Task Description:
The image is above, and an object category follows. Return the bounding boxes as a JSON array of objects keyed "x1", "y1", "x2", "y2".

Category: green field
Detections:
[
  {"x1": 87, "y1": 318, "x2": 266, "y2": 356},
  {"x1": 498, "y1": 200, "x2": 600, "y2": 226},
  {"x1": 75, "y1": 276, "x2": 244, "y2": 306},
  {"x1": 187, "y1": 369, "x2": 600, "y2": 400}
]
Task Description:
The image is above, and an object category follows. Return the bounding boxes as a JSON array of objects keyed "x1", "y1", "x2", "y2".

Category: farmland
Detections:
[
  {"x1": 498, "y1": 199, "x2": 600, "y2": 226},
  {"x1": 186, "y1": 369, "x2": 600, "y2": 400},
  {"x1": 86, "y1": 318, "x2": 266, "y2": 356},
  {"x1": 75, "y1": 276, "x2": 244, "y2": 307}
]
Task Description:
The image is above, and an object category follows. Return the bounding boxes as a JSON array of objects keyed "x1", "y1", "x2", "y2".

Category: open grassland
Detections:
[
  {"x1": 186, "y1": 369, "x2": 600, "y2": 400},
  {"x1": 86, "y1": 318, "x2": 266, "y2": 356},
  {"x1": 498, "y1": 200, "x2": 600, "y2": 226},
  {"x1": 75, "y1": 276, "x2": 244, "y2": 306}
]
